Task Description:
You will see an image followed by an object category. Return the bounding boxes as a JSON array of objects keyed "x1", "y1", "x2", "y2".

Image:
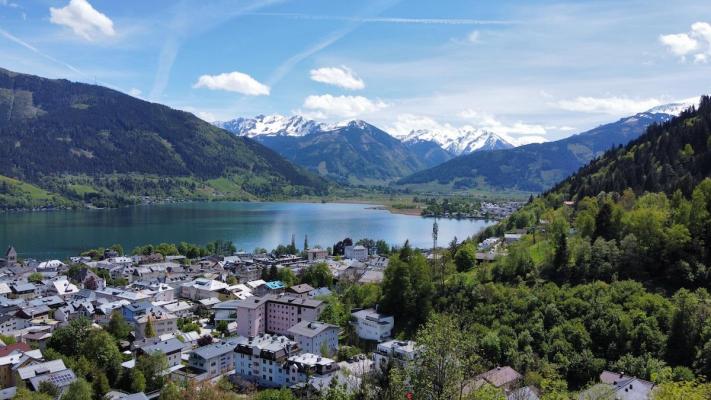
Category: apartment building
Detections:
[
  {"x1": 234, "y1": 294, "x2": 324, "y2": 338},
  {"x1": 287, "y1": 320, "x2": 339, "y2": 357},
  {"x1": 351, "y1": 308, "x2": 394, "y2": 342}
]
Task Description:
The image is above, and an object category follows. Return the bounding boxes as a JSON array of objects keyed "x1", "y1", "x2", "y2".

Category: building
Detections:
[
  {"x1": 373, "y1": 340, "x2": 417, "y2": 371},
  {"x1": 234, "y1": 294, "x2": 324, "y2": 338},
  {"x1": 288, "y1": 320, "x2": 339, "y2": 357},
  {"x1": 286, "y1": 283, "x2": 314, "y2": 298},
  {"x1": 351, "y1": 309, "x2": 394, "y2": 341},
  {"x1": 17, "y1": 359, "x2": 76, "y2": 394},
  {"x1": 180, "y1": 278, "x2": 229, "y2": 301},
  {"x1": 48, "y1": 279, "x2": 80, "y2": 300},
  {"x1": 187, "y1": 338, "x2": 240, "y2": 379},
  {"x1": 8, "y1": 283, "x2": 37, "y2": 300},
  {"x1": 0, "y1": 343, "x2": 42, "y2": 388},
  {"x1": 233, "y1": 334, "x2": 300, "y2": 387},
  {"x1": 306, "y1": 248, "x2": 328, "y2": 262},
  {"x1": 287, "y1": 353, "x2": 339, "y2": 386},
  {"x1": 254, "y1": 281, "x2": 285, "y2": 297},
  {"x1": 344, "y1": 245, "x2": 368, "y2": 261},
  {"x1": 137, "y1": 338, "x2": 184, "y2": 369},
  {"x1": 1, "y1": 247, "x2": 17, "y2": 267},
  {"x1": 577, "y1": 371, "x2": 655, "y2": 400},
  {"x1": 122, "y1": 303, "x2": 178, "y2": 340},
  {"x1": 466, "y1": 366, "x2": 523, "y2": 394}
]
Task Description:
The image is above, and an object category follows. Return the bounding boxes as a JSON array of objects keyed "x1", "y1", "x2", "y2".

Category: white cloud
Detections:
[
  {"x1": 128, "y1": 88, "x2": 142, "y2": 97},
  {"x1": 49, "y1": 0, "x2": 115, "y2": 41},
  {"x1": 555, "y1": 96, "x2": 662, "y2": 115},
  {"x1": 458, "y1": 109, "x2": 547, "y2": 135},
  {"x1": 302, "y1": 94, "x2": 387, "y2": 118},
  {"x1": 196, "y1": 111, "x2": 217, "y2": 122},
  {"x1": 310, "y1": 66, "x2": 365, "y2": 90},
  {"x1": 660, "y1": 22, "x2": 711, "y2": 61},
  {"x1": 467, "y1": 30, "x2": 480, "y2": 43},
  {"x1": 659, "y1": 33, "x2": 698, "y2": 56},
  {"x1": 193, "y1": 71, "x2": 270, "y2": 96}
]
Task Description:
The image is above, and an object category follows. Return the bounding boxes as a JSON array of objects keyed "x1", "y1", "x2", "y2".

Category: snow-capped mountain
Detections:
[
  {"x1": 400, "y1": 127, "x2": 515, "y2": 155},
  {"x1": 645, "y1": 100, "x2": 697, "y2": 117},
  {"x1": 215, "y1": 114, "x2": 326, "y2": 137}
]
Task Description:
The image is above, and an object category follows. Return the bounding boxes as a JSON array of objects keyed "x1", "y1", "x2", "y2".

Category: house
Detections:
[
  {"x1": 17, "y1": 359, "x2": 75, "y2": 392},
  {"x1": 233, "y1": 334, "x2": 300, "y2": 387},
  {"x1": 288, "y1": 320, "x2": 339, "y2": 357},
  {"x1": 187, "y1": 338, "x2": 240, "y2": 380},
  {"x1": 306, "y1": 248, "x2": 328, "y2": 262},
  {"x1": 254, "y1": 281, "x2": 285, "y2": 297},
  {"x1": 8, "y1": 283, "x2": 37, "y2": 300},
  {"x1": 286, "y1": 283, "x2": 314, "y2": 298},
  {"x1": 504, "y1": 233, "x2": 523, "y2": 243},
  {"x1": 465, "y1": 366, "x2": 523, "y2": 394},
  {"x1": 0, "y1": 343, "x2": 42, "y2": 387},
  {"x1": 136, "y1": 338, "x2": 184, "y2": 369},
  {"x1": 213, "y1": 300, "x2": 241, "y2": 323},
  {"x1": 344, "y1": 245, "x2": 368, "y2": 261},
  {"x1": 287, "y1": 353, "x2": 339, "y2": 386},
  {"x1": 180, "y1": 279, "x2": 229, "y2": 301},
  {"x1": 55, "y1": 300, "x2": 95, "y2": 323},
  {"x1": 95, "y1": 300, "x2": 131, "y2": 325},
  {"x1": 578, "y1": 371, "x2": 655, "y2": 400},
  {"x1": 351, "y1": 309, "x2": 394, "y2": 342},
  {"x1": 162, "y1": 301, "x2": 194, "y2": 318},
  {"x1": 234, "y1": 294, "x2": 325, "y2": 337},
  {"x1": 373, "y1": 340, "x2": 417, "y2": 371},
  {"x1": 133, "y1": 308, "x2": 178, "y2": 340},
  {"x1": 508, "y1": 387, "x2": 540, "y2": 400}
]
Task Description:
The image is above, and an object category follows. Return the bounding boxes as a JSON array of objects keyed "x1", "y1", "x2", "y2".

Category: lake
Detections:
[{"x1": 0, "y1": 202, "x2": 494, "y2": 260}]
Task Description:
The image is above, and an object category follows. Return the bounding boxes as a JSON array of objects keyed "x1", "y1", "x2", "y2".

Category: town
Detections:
[{"x1": 0, "y1": 233, "x2": 659, "y2": 400}]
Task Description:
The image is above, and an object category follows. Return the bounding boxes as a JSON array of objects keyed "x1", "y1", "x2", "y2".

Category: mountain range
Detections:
[
  {"x1": 0, "y1": 67, "x2": 327, "y2": 208},
  {"x1": 215, "y1": 114, "x2": 518, "y2": 184},
  {"x1": 396, "y1": 103, "x2": 692, "y2": 192}
]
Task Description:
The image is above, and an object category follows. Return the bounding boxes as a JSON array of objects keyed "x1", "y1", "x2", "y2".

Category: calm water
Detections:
[{"x1": 0, "y1": 202, "x2": 494, "y2": 260}]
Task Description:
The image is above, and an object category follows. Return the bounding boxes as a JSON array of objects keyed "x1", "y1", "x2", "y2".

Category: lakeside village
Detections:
[{"x1": 0, "y1": 232, "x2": 654, "y2": 400}]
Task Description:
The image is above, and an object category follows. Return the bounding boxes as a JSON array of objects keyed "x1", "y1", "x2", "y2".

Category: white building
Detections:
[
  {"x1": 373, "y1": 340, "x2": 417, "y2": 371},
  {"x1": 351, "y1": 308, "x2": 394, "y2": 342},
  {"x1": 344, "y1": 245, "x2": 368, "y2": 261},
  {"x1": 233, "y1": 334, "x2": 299, "y2": 387},
  {"x1": 287, "y1": 320, "x2": 339, "y2": 357},
  {"x1": 187, "y1": 338, "x2": 240, "y2": 379}
]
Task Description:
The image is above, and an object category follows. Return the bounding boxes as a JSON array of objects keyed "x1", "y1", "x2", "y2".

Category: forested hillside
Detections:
[
  {"x1": 554, "y1": 96, "x2": 711, "y2": 200},
  {"x1": 0, "y1": 68, "x2": 327, "y2": 207},
  {"x1": 368, "y1": 95, "x2": 711, "y2": 397}
]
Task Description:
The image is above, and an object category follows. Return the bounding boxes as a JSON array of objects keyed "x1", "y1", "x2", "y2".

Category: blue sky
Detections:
[{"x1": 1, "y1": 0, "x2": 711, "y2": 143}]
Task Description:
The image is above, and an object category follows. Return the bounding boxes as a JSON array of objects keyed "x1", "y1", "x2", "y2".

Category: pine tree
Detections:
[
  {"x1": 144, "y1": 317, "x2": 156, "y2": 338},
  {"x1": 304, "y1": 235, "x2": 309, "y2": 251}
]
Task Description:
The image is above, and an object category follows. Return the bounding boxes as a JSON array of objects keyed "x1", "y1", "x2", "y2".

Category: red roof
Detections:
[{"x1": 0, "y1": 342, "x2": 31, "y2": 357}]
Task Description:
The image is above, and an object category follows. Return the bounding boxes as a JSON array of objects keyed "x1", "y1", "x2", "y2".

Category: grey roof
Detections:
[
  {"x1": 10, "y1": 283, "x2": 35, "y2": 293},
  {"x1": 212, "y1": 300, "x2": 243, "y2": 310},
  {"x1": 139, "y1": 338, "x2": 184, "y2": 355},
  {"x1": 28, "y1": 368, "x2": 76, "y2": 390},
  {"x1": 191, "y1": 338, "x2": 241, "y2": 360},
  {"x1": 288, "y1": 320, "x2": 339, "y2": 338},
  {"x1": 288, "y1": 283, "x2": 315, "y2": 294}
]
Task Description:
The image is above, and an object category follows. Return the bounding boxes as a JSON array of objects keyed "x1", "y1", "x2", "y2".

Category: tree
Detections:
[
  {"x1": 552, "y1": 231, "x2": 569, "y2": 271},
  {"x1": 380, "y1": 251, "x2": 433, "y2": 334},
  {"x1": 144, "y1": 318, "x2": 156, "y2": 338},
  {"x1": 38, "y1": 381, "x2": 60, "y2": 398},
  {"x1": 47, "y1": 317, "x2": 92, "y2": 357},
  {"x1": 408, "y1": 314, "x2": 482, "y2": 400},
  {"x1": 255, "y1": 388, "x2": 296, "y2": 400},
  {"x1": 159, "y1": 382, "x2": 182, "y2": 400},
  {"x1": 92, "y1": 371, "x2": 110, "y2": 399},
  {"x1": 197, "y1": 335, "x2": 214, "y2": 347},
  {"x1": 82, "y1": 330, "x2": 122, "y2": 384},
  {"x1": 652, "y1": 381, "x2": 711, "y2": 400},
  {"x1": 135, "y1": 351, "x2": 167, "y2": 391},
  {"x1": 454, "y1": 243, "x2": 476, "y2": 272},
  {"x1": 61, "y1": 378, "x2": 93, "y2": 400},
  {"x1": 107, "y1": 311, "x2": 131, "y2": 340},
  {"x1": 215, "y1": 320, "x2": 229, "y2": 337},
  {"x1": 594, "y1": 202, "x2": 615, "y2": 240},
  {"x1": 130, "y1": 369, "x2": 146, "y2": 393},
  {"x1": 27, "y1": 272, "x2": 43, "y2": 283},
  {"x1": 13, "y1": 388, "x2": 53, "y2": 400},
  {"x1": 301, "y1": 263, "x2": 333, "y2": 288}
]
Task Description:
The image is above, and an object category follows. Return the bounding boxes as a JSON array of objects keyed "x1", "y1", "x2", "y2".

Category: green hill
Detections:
[{"x1": 0, "y1": 68, "x2": 327, "y2": 207}]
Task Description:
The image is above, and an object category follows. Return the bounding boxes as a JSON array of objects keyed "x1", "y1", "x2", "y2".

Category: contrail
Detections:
[{"x1": 248, "y1": 12, "x2": 519, "y2": 25}]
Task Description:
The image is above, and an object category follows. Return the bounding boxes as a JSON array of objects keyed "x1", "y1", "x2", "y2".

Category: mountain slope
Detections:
[
  {"x1": 0, "y1": 68, "x2": 327, "y2": 206},
  {"x1": 254, "y1": 121, "x2": 430, "y2": 184},
  {"x1": 553, "y1": 96, "x2": 711, "y2": 199},
  {"x1": 402, "y1": 139, "x2": 454, "y2": 167},
  {"x1": 215, "y1": 114, "x2": 324, "y2": 137},
  {"x1": 400, "y1": 127, "x2": 515, "y2": 155},
  {"x1": 397, "y1": 107, "x2": 681, "y2": 192}
]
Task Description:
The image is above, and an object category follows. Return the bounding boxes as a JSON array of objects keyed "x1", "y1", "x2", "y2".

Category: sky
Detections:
[{"x1": 1, "y1": 0, "x2": 711, "y2": 144}]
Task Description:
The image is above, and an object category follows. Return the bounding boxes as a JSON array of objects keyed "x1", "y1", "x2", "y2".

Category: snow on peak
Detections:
[
  {"x1": 215, "y1": 114, "x2": 324, "y2": 137},
  {"x1": 400, "y1": 126, "x2": 514, "y2": 155},
  {"x1": 645, "y1": 100, "x2": 697, "y2": 116}
]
